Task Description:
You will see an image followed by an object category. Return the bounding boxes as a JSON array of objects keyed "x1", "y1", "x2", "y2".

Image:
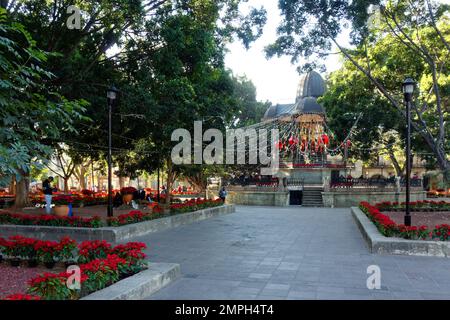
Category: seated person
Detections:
[{"x1": 113, "y1": 192, "x2": 123, "y2": 208}]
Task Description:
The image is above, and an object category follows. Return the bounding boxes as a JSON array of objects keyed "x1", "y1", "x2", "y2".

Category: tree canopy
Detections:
[{"x1": 269, "y1": 0, "x2": 449, "y2": 182}]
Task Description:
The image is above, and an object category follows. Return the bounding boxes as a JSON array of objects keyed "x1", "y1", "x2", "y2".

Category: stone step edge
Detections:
[{"x1": 81, "y1": 262, "x2": 181, "y2": 300}]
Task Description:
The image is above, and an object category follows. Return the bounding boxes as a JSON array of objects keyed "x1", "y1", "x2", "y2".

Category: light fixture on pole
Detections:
[
  {"x1": 402, "y1": 78, "x2": 415, "y2": 226},
  {"x1": 107, "y1": 85, "x2": 118, "y2": 218}
]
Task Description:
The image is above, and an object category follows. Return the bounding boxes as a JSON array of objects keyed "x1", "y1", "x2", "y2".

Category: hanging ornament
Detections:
[
  {"x1": 288, "y1": 136, "x2": 295, "y2": 146},
  {"x1": 277, "y1": 140, "x2": 284, "y2": 150},
  {"x1": 317, "y1": 136, "x2": 323, "y2": 146},
  {"x1": 301, "y1": 140, "x2": 306, "y2": 152},
  {"x1": 346, "y1": 139, "x2": 352, "y2": 147},
  {"x1": 322, "y1": 134, "x2": 329, "y2": 145}
]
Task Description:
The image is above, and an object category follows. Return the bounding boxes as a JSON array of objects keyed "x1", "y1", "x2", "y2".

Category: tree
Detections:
[
  {"x1": 4, "y1": 0, "x2": 267, "y2": 208},
  {"x1": 230, "y1": 75, "x2": 272, "y2": 128},
  {"x1": 322, "y1": 59, "x2": 410, "y2": 177},
  {"x1": 268, "y1": 0, "x2": 449, "y2": 182},
  {"x1": 115, "y1": 2, "x2": 266, "y2": 207},
  {"x1": 0, "y1": 8, "x2": 86, "y2": 207}
]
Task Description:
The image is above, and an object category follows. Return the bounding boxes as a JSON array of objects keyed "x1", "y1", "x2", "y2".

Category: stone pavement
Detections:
[{"x1": 127, "y1": 206, "x2": 450, "y2": 300}]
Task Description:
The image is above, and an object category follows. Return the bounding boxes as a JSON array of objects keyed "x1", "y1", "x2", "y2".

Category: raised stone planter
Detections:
[
  {"x1": 323, "y1": 190, "x2": 426, "y2": 208},
  {"x1": 0, "y1": 205, "x2": 235, "y2": 242},
  {"x1": 225, "y1": 190, "x2": 289, "y2": 206},
  {"x1": 82, "y1": 262, "x2": 180, "y2": 300},
  {"x1": 351, "y1": 206, "x2": 450, "y2": 257}
]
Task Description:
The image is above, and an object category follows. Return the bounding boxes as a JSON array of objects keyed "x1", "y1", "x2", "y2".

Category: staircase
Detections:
[{"x1": 302, "y1": 187, "x2": 324, "y2": 207}]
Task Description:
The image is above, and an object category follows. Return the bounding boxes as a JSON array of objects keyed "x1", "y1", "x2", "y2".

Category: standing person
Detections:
[
  {"x1": 219, "y1": 186, "x2": 227, "y2": 203},
  {"x1": 42, "y1": 176, "x2": 54, "y2": 214}
]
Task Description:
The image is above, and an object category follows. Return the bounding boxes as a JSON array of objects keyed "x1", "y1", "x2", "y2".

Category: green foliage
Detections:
[
  {"x1": 269, "y1": 0, "x2": 449, "y2": 181},
  {"x1": 2, "y1": 0, "x2": 268, "y2": 189},
  {"x1": 0, "y1": 8, "x2": 87, "y2": 184}
]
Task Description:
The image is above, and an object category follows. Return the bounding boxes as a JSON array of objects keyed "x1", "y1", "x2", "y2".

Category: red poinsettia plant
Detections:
[
  {"x1": 52, "y1": 195, "x2": 74, "y2": 206},
  {"x1": 77, "y1": 240, "x2": 112, "y2": 264},
  {"x1": 120, "y1": 187, "x2": 137, "y2": 195},
  {"x1": 4, "y1": 294, "x2": 41, "y2": 300},
  {"x1": 25, "y1": 238, "x2": 148, "y2": 300}
]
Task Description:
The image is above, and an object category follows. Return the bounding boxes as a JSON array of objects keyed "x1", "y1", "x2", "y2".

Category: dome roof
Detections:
[
  {"x1": 263, "y1": 105, "x2": 278, "y2": 119},
  {"x1": 263, "y1": 103, "x2": 295, "y2": 120},
  {"x1": 296, "y1": 71, "x2": 326, "y2": 102},
  {"x1": 294, "y1": 96, "x2": 325, "y2": 115}
]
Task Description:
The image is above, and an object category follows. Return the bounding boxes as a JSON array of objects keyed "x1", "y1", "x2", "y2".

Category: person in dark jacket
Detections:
[
  {"x1": 42, "y1": 177, "x2": 54, "y2": 214},
  {"x1": 219, "y1": 186, "x2": 227, "y2": 203}
]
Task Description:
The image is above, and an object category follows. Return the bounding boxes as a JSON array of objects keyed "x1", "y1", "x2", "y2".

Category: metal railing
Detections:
[
  {"x1": 225, "y1": 177, "x2": 279, "y2": 188},
  {"x1": 330, "y1": 177, "x2": 423, "y2": 189}
]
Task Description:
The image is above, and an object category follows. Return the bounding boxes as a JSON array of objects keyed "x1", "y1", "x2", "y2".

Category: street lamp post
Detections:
[
  {"x1": 107, "y1": 85, "x2": 118, "y2": 218},
  {"x1": 402, "y1": 78, "x2": 415, "y2": 226}
]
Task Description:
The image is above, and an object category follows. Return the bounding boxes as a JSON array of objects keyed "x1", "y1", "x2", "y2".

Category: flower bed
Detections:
[
  {"x1": 375, "y1": 200, "x2": 450, "y2": 212},
  {"x1": 359, "y1": 201, "x2": 450, "y2": 241},
  {"x1": 106, "y1": 208, "x2": 163, "y2": 226},
  {"x1": 0, "y1": 211, "x2": 103, "y2": 228},
  {"x1": 0, "y1": 198, "x2": 224, "y2": 229},
  {"x1": 0, "y1": 236, "x2": 147, "y2": 300},
  {"x1": 169, "y1": 198, "x2": 223, "y2": 214}
]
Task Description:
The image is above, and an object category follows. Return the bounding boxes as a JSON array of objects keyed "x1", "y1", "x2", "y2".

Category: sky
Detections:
[{"x1": 224, "y1": 0, "x2": 349, "y2": 105}]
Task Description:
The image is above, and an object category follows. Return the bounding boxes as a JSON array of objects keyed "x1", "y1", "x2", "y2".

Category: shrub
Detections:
[
  {"x1": 0, "y1": 211, "x2": 104, "y2": 228},
  {"x1": 77, "y1": 240, "x2": 112, "y2": 263},
  {"x1": 432, "y1": 224, "x2": 450, "y2": 241},
  {"x1": 35, "y1": 240, "x2": 59, "y2": 264},
  {"x1": 120, "y1": 187, "x2": 137, "y2": 195},
  {"x1": 52, "y1": 195, "x2": 74, "y2": 206}
]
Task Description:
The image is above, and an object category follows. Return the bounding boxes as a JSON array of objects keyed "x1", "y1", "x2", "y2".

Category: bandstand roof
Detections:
[{"x1": 263, "y1": 71, "x2": 327, "y2": 121}]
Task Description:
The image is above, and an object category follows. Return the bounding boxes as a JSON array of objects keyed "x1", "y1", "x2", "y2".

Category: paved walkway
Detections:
[{"x1": 128, "y1": 206, "x2": 450, "y2": 300}]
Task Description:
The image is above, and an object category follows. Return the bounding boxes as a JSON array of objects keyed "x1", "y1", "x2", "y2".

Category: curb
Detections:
[
  {"x1": 0, "y1": 205, "x2": 235, "y2": 242},
  {"x1": 351, "y1": 207, "x2": 450, "y2": 257},
  {"x1": 81, "y1": 262, "x2": 180, "y2": 300}
]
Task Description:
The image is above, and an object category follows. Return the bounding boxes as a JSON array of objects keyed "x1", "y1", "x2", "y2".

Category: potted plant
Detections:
[
  {"x1": 16, "y1": 236, "x2": 39, "y2": 267},
  {"x1": 120, "y1": 187, "x2": 137, "y2": 205},
  {"x1": 52, "y1": 195, "x2": 73, "y2": 217},
  {"x1": 2, "y1": 240, "x2": 21, "y2": 267},
  {"x1": 57, "y1": 237, "x2": 77, "y2": 267},
  {"x1": 35, "y1": 240, "x2": 58, "y2": 269}
]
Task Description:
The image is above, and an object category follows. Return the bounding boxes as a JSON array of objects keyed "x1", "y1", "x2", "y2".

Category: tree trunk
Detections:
[
  {"x1": 98, "y1": 176, "x2": 103, "y2": 191},
  {"x1": 387, "y1": 149, "x2": 404, "y2": 177},
  {"x1": 434, "y1": 147, "x2": 450, "y2": 184},
  {"x1": 165, "y1": 159, "x2": 174, "y2": 211},
  {"x1": 9, "y1": 175, "x2": 16, "y2": 195},
  {"x1": 15, "y1": 171, "x2": 30, "y2": 208},
  {"x1": 119, "y1": 176, "x2": 125, "y2": 189},
  {"x1": 64, "y1": 177, "x2": 69, "y2": 193},
  {"x1": 75, "y1": 165, "x2": 87, "y2": 190}
]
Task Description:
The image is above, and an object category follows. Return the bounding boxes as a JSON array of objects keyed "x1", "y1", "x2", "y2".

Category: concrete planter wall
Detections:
[
  {"x1": 226, "y1": 191, "x2": 289, "y2": 206},
  {"x1": 82, "y1": 262, "x2": 180, "y2": 300},
  {"x1": 0, "y1": 204, "x2": 235, "y2": 242},
  {"x1": 323, "y1": 190, "x2": 426, "y2": 208},
  {"x1": 351, "y1": 207, "x2": 450, "y2": 257}
]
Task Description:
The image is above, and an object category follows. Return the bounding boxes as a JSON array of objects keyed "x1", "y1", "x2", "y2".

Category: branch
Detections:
[{"x1": 426, "y1": 0, "x2": 450, "y2": 53}]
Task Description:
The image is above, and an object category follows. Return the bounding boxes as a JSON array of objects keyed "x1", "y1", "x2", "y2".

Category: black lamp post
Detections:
[
  {"x1": 402, "y1": 78, "x2": 415, "y2": 226},
  {"x1": 107, "y1": 85, "x2": 118, "y2": 218}
]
